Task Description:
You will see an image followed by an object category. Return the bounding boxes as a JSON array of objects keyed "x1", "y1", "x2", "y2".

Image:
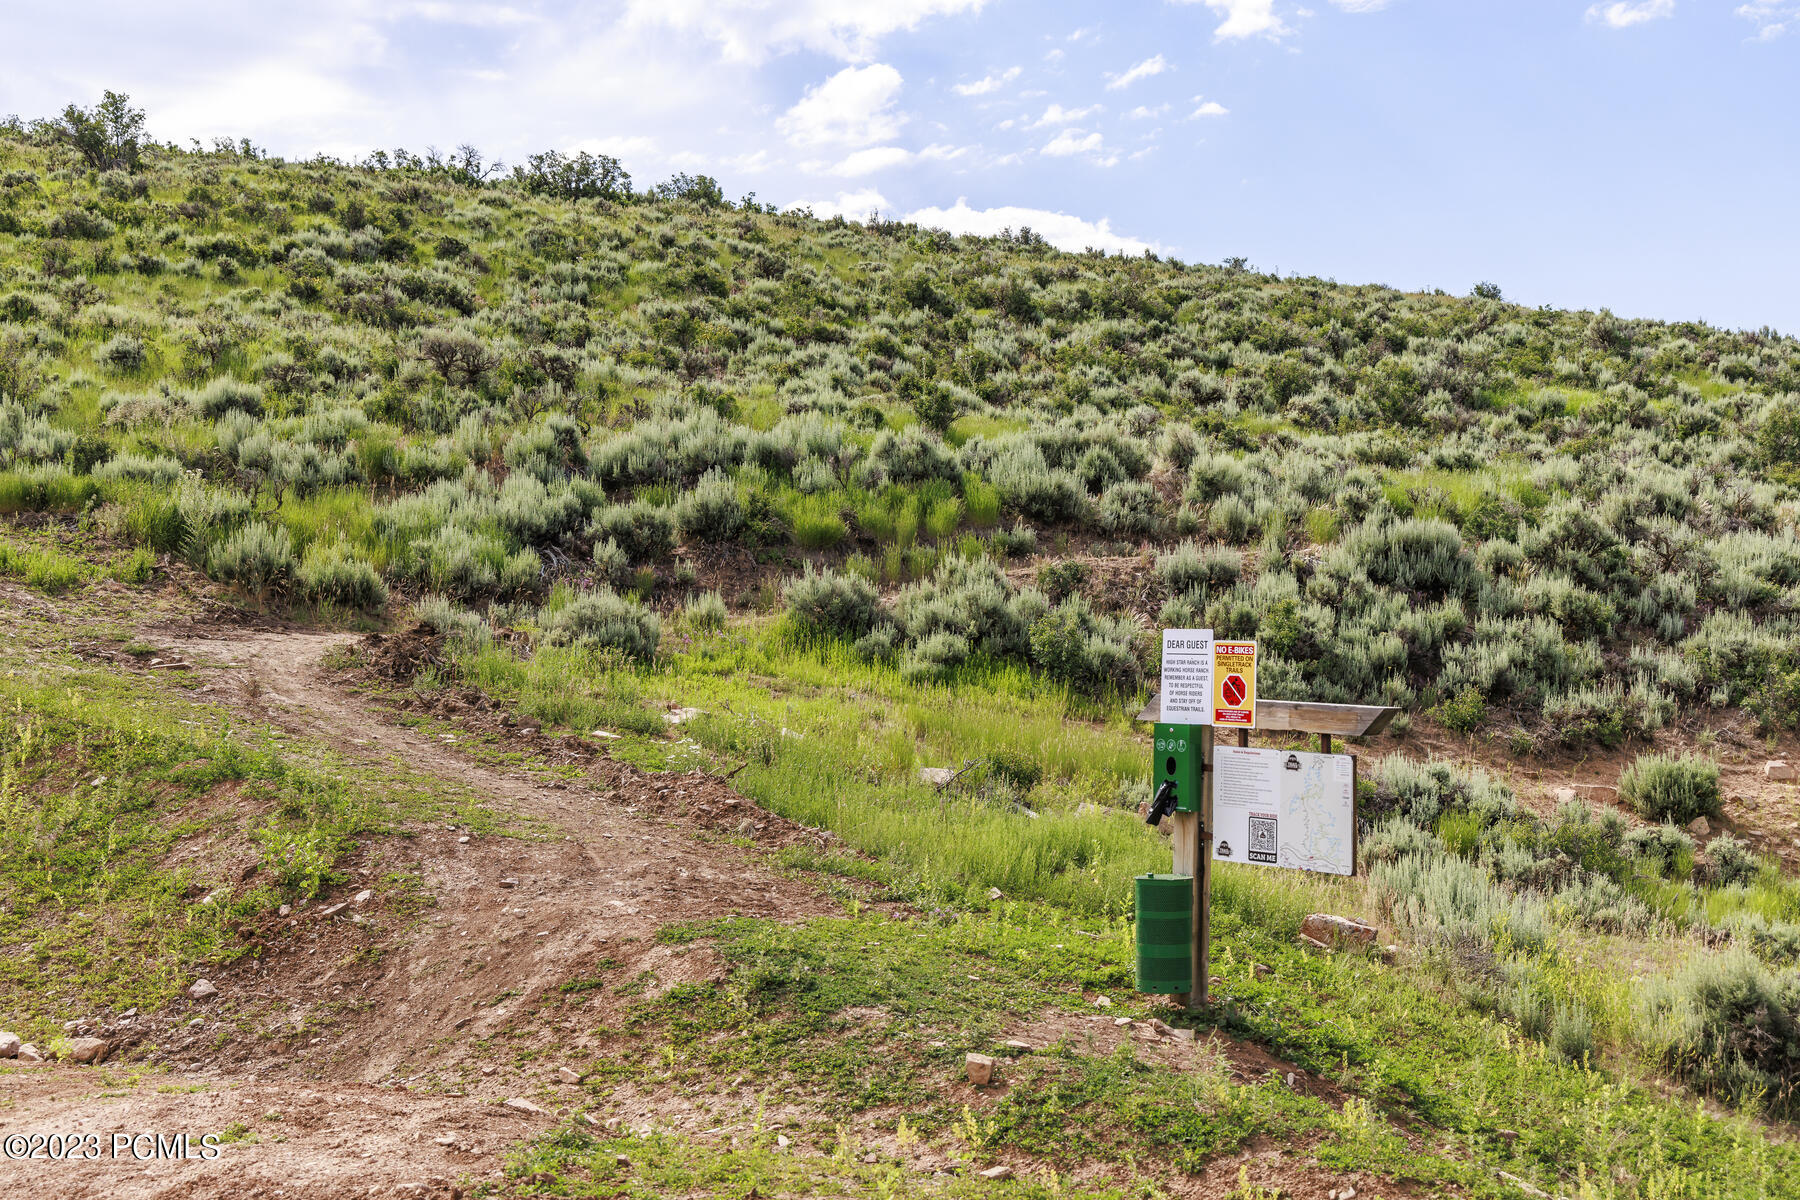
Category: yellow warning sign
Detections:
[{"x1": 1212, "y1": 640, "x2": 1257, "y2": 728}]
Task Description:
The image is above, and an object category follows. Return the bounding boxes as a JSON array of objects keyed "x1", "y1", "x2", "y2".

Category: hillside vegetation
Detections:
[{"x1": 5, "y1": 96, "x2": 1800, "y2": 1198}]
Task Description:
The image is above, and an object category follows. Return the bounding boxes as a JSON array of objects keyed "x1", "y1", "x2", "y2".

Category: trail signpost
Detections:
[{"x1": 1138, "y1": 629, "x2": 1396, "y2": 1008}]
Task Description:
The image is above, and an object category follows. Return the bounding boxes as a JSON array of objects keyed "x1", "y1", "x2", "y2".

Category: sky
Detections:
[{"x1": 3, "y1": 0, "x2": 1797, "y2": 333}]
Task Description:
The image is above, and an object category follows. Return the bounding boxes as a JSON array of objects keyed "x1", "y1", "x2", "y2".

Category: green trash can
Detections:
[{"x1": 1134, "y1": 873, "x2": 1193, "y2": 994}]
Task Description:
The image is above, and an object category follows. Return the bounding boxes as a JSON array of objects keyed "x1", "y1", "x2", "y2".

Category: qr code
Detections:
[{"x1": 1248, "y1": 816, "x2": 1277, "y2": 864}]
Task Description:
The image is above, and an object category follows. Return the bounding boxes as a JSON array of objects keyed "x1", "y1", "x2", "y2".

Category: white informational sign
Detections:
[
  {"x1": 1210, "y1": 746, "x2": 1356, "y2": 876},
  {"x1": 1159, "y1": 629, "x2": 1214, "y2": 724}
]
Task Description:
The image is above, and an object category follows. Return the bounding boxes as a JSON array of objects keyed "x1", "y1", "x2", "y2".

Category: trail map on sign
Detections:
[{"x1": 1210, "y1": 746, "x2": 1355, "y2": 876}]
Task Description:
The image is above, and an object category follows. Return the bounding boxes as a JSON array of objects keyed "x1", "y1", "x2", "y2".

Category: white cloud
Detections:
[
  {"x1": 1105, "y1": 54, "x2": 1169, "y2": 90},
  {"x1": 1043, "y1": 128, "x2": 1105, "y2": 156},
  {"x1": 777, "y1": 64, "x2": 906, "y2": 147},
  {"x1": 1127, "y1": 104, "x2": 1170, "y2": 119},
  {"x1": 623, "y1": 0, "x2": 989, "y2": 63},
  {"x1": 903, "y1": 198, "x2": 1161, "y2": 254},
  {"x1": 401, "y1": 2, "x2": 540, "y2": 27},
  {"x1": 953, "y1": 66, "x2": 1020, "y2": 96},
  {"x1": 1585, "y1": 0, "x2": 1675, "y2": 27},
  {"x1": 1030, "y1": 103, "x2": 1101, "y2": 127},
  {"x1": 1188, "y1": 100, "x2": 1229, "y2": 118},
  {"x1": 788, "y1": 187, "x2": 891, "y2": 219},
  {"x1": 1736, "y1": 1, "x2": 1797, "y2": 38},
  {"x1": 828, "y1": 146, "x2": 915, "y2": 175},
  {"x1": 1328, "y1": 0, "x2": 1391, "y2": 10},
  {"x1": 570, "y1": 135, "x2": 659, "y2": 160},
  {"x1": 1173, "y1": 0, "x2": 1291, "y2": 41},
  {"x1": 825, "y1": 142, "x2": 969, "y2": 174}
]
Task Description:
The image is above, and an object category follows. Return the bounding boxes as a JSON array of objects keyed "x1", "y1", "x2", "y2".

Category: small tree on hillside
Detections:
[
  {"x1": 44, "y1": 91, "x2": 147, "y2": 172},
  {"x1": 511, "y1": 150, "x2": 632, "y2": 201},
  {"x1": 651, "y1": 172, "x2": 726, "y2": 207}
]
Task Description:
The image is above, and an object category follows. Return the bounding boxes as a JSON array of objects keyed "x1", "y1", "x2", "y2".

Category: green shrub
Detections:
[
  {"x1": 298, "y1": 542, "x2": 388, "y2": 610},
  {"x1": 1029, "y1": 595, "x2": 1143, "y2": 697},
  {"x1": 784, "y1": 565, "x2": 879, "y2": 639},
  {"x1": 591, "y1": 536, "x2": 631, "y2": 586},
  {"x1": 187, "y1": 376, "x2": 264, "y2": 418},
  {"x1": 988, "y1": 521, "x2": 1037, "y2": 559},
  {"x1": 1637, "y1": 949, "x2": 1800, "y2": 1111},
  {"x1": 1623, "y1": 823, "x2": 1696, "y2": 879},
  {"x1": 1430, "y1": 686, "x2": 1487, "y2": 734},
  {"x1": 94, "y1": 334, "x2": 147, "y2": 372},
  {"x1": 674, "y1": 468, "x2": 744, "y2": 542},
  {"x1": 987, "y1": 441, "x2": 1086, "y2": 523},
  {"x1": 1156, "y1": 541, "x2": 1241, "y2": 593},
  {"x1": 1702, "y1": 834, "x2": 1760, "y2": 889},
  {"x1": 987, "y1": 748, "x2": 1043, "y2": 792},
  {"x1": 1338, "y1": 517, "x2": 1472, "y2": 595},
  {"x1": 1036, "y1": 560, "x2": 1090, "y2": 604},
  {"x1": 93, "y1": 453, "x2": 183, "y2": 486},
  {"x1": 1619, "y1": 753, "x2": 1721, "y2": 824},
  {"x1": 682, "y1": 590, "x2": 727, "y2": 632},
  {"x1": 1094, "y1": 480, "x2": 1159, "y2": 536},
  {"x1": 590, "y1": 501, "x2": 676, "y2": 562},
  {"x1": 208, "y1": 521, "x2": 296, "y2": 601},
  {"x1": 866, "y1": 428, "x2": 958, "y2": 486},
  {"x1": 415, "y1": 595, "x2": 492, "y2": 646},
  {"x1": 539, "y1": 589, "x2": 661, "y2": 662}
]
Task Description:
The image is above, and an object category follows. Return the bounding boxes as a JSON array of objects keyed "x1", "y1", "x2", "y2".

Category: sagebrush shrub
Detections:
[
  {"x1": 1619, "y1": 753, "x2": 1720, "y2": 824},
  {"x1": 298, "y1": 542, "x2": 388, "y2": 610},
  {"x1": 675, "y1": 468, "x2": 744, "y2": 542},
  {"x1": 94, "y1": 334, "x2": 146, "y2": 372},
  {"x1": 539, "y1": 589, "x2": 660, "y2": 662},
  {"x1": 784, "y1": 564, "x2": 879, "y2": 639},
  {"x1": 208, "y1": 521, "x2": 295, "y2": 600},
  {"x1": 1637, "y1": 949, "x2": 1800, "y2": 1111},
  {"x1": 1156, "y1": 541, "x2": 1240, "y2": 593},
  {"x1": 682, "y1": 589, "x2": 727, "y2": 631},
  {"x1": 589, "y1": 501, "x2": 676, "y2": 563}
]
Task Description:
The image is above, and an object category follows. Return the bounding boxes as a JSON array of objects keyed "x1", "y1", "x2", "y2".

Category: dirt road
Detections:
[{"x1": 0, "y1": 625, "x2": 840, "y2": 1199}]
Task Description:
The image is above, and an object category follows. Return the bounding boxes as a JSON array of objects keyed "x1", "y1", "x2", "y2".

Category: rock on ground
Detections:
[
  {"x1": 965, "y1": 1053, "x2": 996, "y2": 1086},
  {"x1": 0, "y1": 1031, "x2": 19, "y2": 1058},
  {"x1": 67, "y1": 1037, "x2": 109, "y2": 1065},
  {"x1": 1300, "y1": 913, "x2": 1378, "y2": 947},
  {"x1": 188, "y1": 979, "x2": 218, "y2": 1001}
]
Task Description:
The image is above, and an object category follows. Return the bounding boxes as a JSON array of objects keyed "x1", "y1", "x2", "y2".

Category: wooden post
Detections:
[
  {"x1": 1171, "y1": 726, "x2": 1214, "y2": 1010},
  {"x1": 1195, "y1": 724, "x2": 1213, "y2": 1010}
]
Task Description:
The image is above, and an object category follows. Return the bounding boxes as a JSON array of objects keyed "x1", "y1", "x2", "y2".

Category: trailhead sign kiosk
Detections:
[{"x1": 1136, "y1": 629, "x2": 1398, "y2": 1010}]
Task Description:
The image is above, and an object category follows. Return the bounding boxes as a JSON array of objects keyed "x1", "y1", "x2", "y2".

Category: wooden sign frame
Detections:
[{"x1": 1137, "y1": 691, "x2": 1399, "y2": 1010}]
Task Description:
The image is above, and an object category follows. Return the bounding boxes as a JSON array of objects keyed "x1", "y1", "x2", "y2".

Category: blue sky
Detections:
[{"x1": 4, "y1": 1, "x2": 1796, "y2": 332}]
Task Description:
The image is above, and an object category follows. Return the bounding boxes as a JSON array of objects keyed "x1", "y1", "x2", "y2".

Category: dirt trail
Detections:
[{"x1": 0, "y1": 626, "x2": 842, "y2": 1199}]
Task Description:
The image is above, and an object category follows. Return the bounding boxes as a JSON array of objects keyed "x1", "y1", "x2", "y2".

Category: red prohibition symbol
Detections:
[{"x1": 1222, "y1": 674, "x2": 1246, "y2": 706}]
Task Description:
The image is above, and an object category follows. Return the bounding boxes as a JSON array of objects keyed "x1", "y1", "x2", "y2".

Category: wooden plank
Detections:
[
  {"x1": 1195, "y1": 724, "x2": 1213, "y2": 1010},
  {"x1": 1170, "y1": 809, "x2": 1199, "y2": 1009},
  {"x1": 1136, "y1": 694, "x2": 1399, "y2": 737}
]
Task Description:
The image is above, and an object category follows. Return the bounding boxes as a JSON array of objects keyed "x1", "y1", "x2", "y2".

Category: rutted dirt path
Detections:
[{"x1": 0, "y1": 625, "x2": 844, "y2": 1199}]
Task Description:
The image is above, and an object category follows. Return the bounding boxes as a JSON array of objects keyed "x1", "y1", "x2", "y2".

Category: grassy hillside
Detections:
[
  {"x1": 6, "y1": 98, "x2": 1800, "y2": 1196},
  {"x1": 3, "y1": 105, "x2": 1799, "y2": 743}
]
